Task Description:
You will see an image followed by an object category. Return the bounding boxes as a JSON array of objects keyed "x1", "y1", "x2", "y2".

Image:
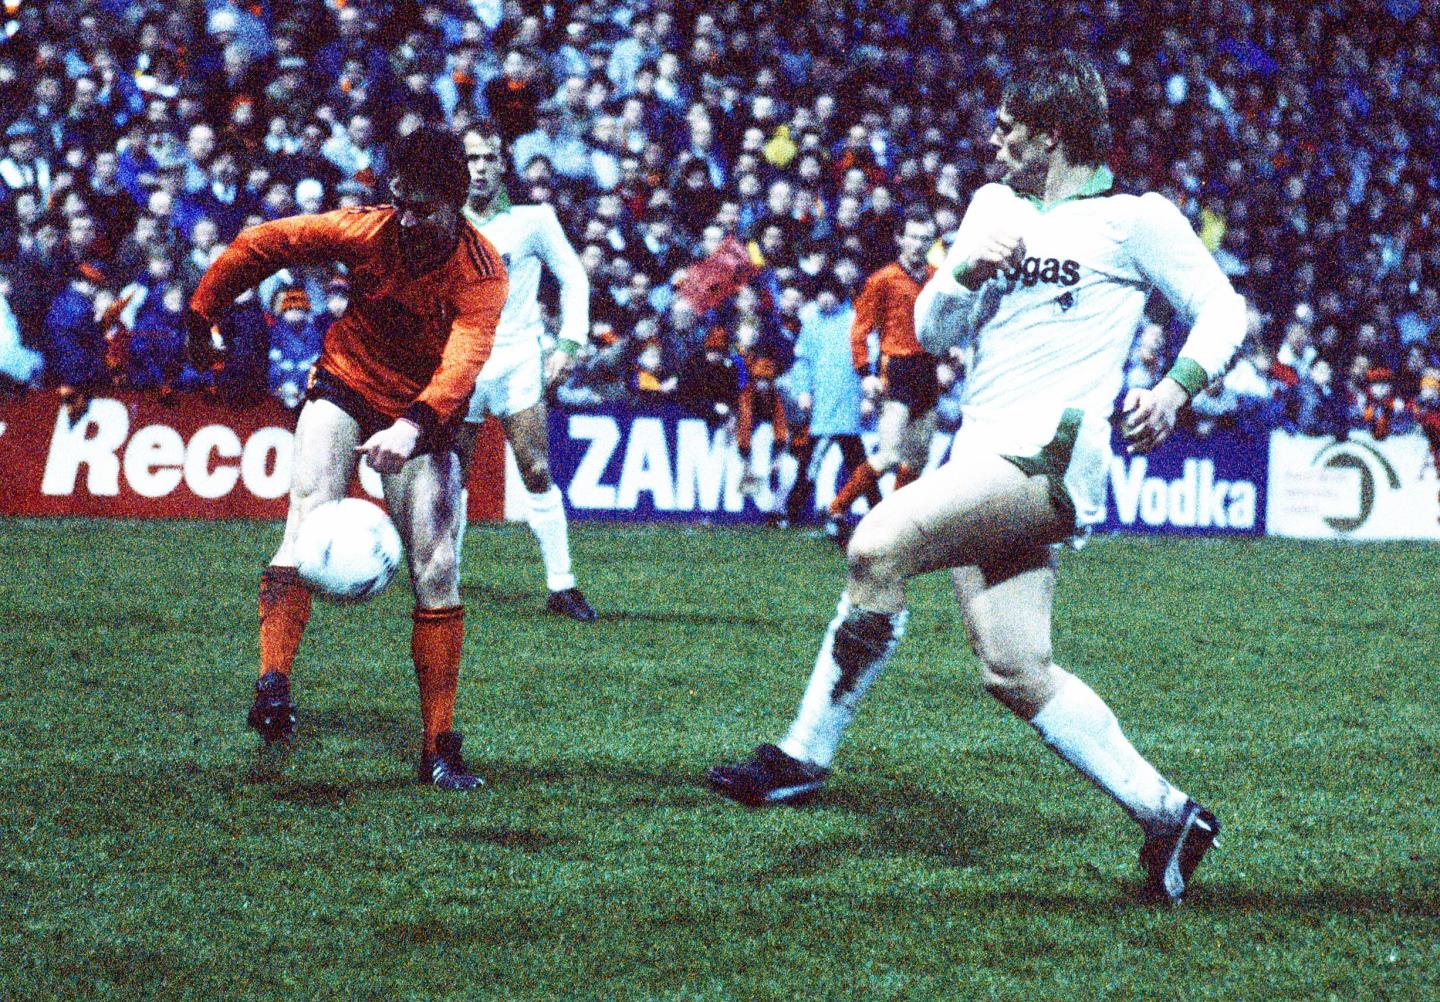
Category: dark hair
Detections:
[
  {"x1": 463, "y1": 118, "x2": 503, "y2": 144},
  {"x1": 389, "y1": 125, "x2": 468, "y2": 206},
  {"x1": 1000, "y1": 50, "x2": 1112, "y2": 166}
]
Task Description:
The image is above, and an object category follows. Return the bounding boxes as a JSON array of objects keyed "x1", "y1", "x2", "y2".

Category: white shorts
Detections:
[
  {"x1": 951, "y1": 406, "x2": 1112, "y2": 532},
  {"x1": 464, "y1": 346, "x2": 543, "y2": 422}
]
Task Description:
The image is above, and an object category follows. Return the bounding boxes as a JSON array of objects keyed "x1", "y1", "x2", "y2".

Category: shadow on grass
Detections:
[
  {"x1": 17, "y1": 753, "x2": 1440, "y2": 923},
  {"x1": 304, "y1": 704, "x2": 415, "y2": 757}
]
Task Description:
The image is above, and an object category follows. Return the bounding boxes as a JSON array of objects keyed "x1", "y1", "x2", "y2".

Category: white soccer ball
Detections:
[{"x1": 294, "y1": 498, "x2": 403, "y2": 602}]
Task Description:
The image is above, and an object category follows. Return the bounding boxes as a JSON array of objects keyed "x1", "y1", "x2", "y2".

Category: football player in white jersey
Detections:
[
  {"x1": 708, "y1": 52, "x2": 1246, "y2": 902},
  {"x1": 455, "y1": 124, "x2": 597, "y2": 621}
]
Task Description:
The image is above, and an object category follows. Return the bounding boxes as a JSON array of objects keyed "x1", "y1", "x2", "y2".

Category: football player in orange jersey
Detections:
[
  {"x1": 188, "y1": 127, "x2": 508, "y2": 790},
  {"x1": 824, "y1": 207, "x2": 939, "y2": 545}
]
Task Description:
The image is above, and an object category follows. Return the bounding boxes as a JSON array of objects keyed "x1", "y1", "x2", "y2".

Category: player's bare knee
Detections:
[
  {"x1": 869, "y1": 445, "x2": 899, "y2": 473},
  {"x1": 411, "y1": 543, "x2": 458, "y2": 596},
  {"x1": 846, "y1": 529, "x2": 904, "y2": 591},
  {"x1": 979, "y1": 649, "x2": 1054, "y2": 707}
]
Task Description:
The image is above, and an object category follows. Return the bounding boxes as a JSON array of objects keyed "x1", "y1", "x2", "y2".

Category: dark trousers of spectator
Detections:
[{"x1": 785, "y1": 428, "x2": 879, "y2": 525}]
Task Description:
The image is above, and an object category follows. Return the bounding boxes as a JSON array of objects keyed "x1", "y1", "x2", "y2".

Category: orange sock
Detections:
[
  {"x1": 770, "y1": 394, "x2": 790, "y2": 450},
  {"x1": 736, "y1": 384, "x2": 755, "y2": 454},
  {"x1": 412, "y1": 605, "x2": 465, "y2": 755},
  {"x1": 830, "y1": 461, "x2": 880, "y2": 516},
  {"x1": 894, "y1": 462, "x2": 920, "y2": 491},
  {"x1": 259, "y1": 566, "x2": 312, "y2": 678}
]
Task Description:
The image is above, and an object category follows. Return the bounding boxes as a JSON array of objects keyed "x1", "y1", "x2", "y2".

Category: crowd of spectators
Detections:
[{"x1": 2, "y1": 0, "x2": 1440, "y2": 464}]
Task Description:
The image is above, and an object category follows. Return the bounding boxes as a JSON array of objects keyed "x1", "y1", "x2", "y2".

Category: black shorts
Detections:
[
  {"x1": 881, "y1": 352, "x2": 939, "y2": 416},
  {"x1": 306, "y1": 367, "x2": 460, "y2": 458}
]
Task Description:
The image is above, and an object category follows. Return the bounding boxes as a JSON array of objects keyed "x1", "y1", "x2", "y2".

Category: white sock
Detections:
[
  {"x1": 1029, "y1": 669, "x2": 1190, "y2": 834},
  {"x1": 780, "y1": 594, "x2": 907, "y2": 769},
  {"x1": 527, "y1": 484, "x2": 575, "y2": 592}
]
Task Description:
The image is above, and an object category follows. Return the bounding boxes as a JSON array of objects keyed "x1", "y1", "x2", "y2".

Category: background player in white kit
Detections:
[
  {"x1": 707, "y1": 52, "x2": 1247, "y2": 902},
  {"x1": 456, "y1": 123, "x2": 596, "y2": 622}
]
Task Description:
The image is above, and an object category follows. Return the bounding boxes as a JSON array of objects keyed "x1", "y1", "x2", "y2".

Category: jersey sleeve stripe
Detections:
[{"x1": 460, "y1": 227, "x2": 501, "y2": 279}]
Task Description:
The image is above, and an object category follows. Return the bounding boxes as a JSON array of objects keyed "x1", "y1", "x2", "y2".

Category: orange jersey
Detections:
[
  {"x1": 849, "y1": 260, "x2": 936, "y2": 371},
  {"x1": 191, "y1": 207, "x2": 507, "y2": 428}
]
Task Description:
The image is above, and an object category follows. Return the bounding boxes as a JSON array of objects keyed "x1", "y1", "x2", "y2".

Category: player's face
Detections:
[
  {"x1": 989, "y1": 105, "x2": 1051, "y2": 194},
  {"x1": 390, "y1": 176, "x2": 460, "y2": 263},
  {"x1": 896, "y1": 222, "x2": 933, "y2": 268},
  {"x1": 463, "y1": 132, "x2": 506, "y2": 205}
]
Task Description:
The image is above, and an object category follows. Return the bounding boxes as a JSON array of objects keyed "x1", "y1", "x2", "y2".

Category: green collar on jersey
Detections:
[
  {"x1": 1016, "y1": 164, "x2": 1114, "y2": 211},
  {"x1": 463, "y1": 186, "x2": 511, "y2": 227}
]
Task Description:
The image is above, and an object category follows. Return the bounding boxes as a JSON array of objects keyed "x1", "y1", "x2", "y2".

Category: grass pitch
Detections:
[{"x1": 2, "y1": 518, "x2": 1437, "y2": 1000}]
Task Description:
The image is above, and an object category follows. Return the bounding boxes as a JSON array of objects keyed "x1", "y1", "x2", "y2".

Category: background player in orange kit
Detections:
[
  {"x1": 188, "y1": 126, "x2": 508, "y2": 790},
  {"x1": 825, "y1": 207, "x2": 939, "y2": 544}
]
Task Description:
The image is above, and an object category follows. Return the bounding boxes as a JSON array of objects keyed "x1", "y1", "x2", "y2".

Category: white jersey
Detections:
[
  {"x1": 915, "y1": 176, "x2": 1246, "y2": 525},
  {"x1": 462, "y1": 201, "x2": 589, "y2": 358}
]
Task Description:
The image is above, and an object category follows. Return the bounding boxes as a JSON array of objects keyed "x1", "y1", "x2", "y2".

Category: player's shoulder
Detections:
[
  {"x1": 969, "y1": 182, "x2": 1021, "y2": 208},
  {"x1": 872, "y1": 260, "x2": 905, "y2": 280},
  {"x1": 321, "y1": 205, "x2": 394, "y2": 237},
  {"x1": 455, "y1": 223, "x2": 506, "y2": 279},
  {"x1": 972, "y1": 181, "x2": 1014, "y2": 200},
  {"x1": 270, "y1": 205, "x2": 392, "y2": 244},
  {"x1": 1095, "y1": 189, "x2": 1183, "y2": 219},
  {"x1": 507, "y1": 201, "x2": 560, "y2": 223},
  {"x1": 1104, "y1": 190, "x2": 1192, "y2": 239}
]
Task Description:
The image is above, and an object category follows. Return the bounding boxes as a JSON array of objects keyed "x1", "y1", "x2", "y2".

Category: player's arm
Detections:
[
  {"x1": 916, "y1": 185, "x2": 1021, "y2": 355},
  {"x1": 358, "y1": 271, "x2": 509, "y2": 474},
  {"x1": 188, "y1": 210, "x2": 375, "y2": 369},
  {"x1": 534, "y1": 206, "x2": 590, "y2": 386},
  {"x1": 413, "y1": 271, "x2": 510, "y2": 430},
  {"x1": 1120, "y1": 193, "x2": 1248, "y2": 454},
  {"x1": 850, "y1": 273, "x2": 883, "y2": 395}
]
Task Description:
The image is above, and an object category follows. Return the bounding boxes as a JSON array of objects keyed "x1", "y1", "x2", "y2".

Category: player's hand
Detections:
[
  {"x1": 185, "y1": 308, "x2": 227, "y2": 373},
  {"x1": 544, "y1": 348, "x2": 576, "y2": 388},
  {"x1": 355, "y1": 419, "x2": 421, "y2": 474},
  {"x1": 796, "y1": 391, "x2": 813, "y2": 412},
  {"x1": 861, "y1": 374, "x2": 884, "y2": 399},
  {"x1": 1119, "y1": 379, "x2": 1189, "y2": 455},
  {"x1": 955, "y1": 228, "x2": 1026, "y2": 289}
]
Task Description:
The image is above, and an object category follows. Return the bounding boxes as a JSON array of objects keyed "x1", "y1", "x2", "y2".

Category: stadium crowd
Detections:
[{"x1": 2, "y1": 0, "x2": 1440, "y2": 464}]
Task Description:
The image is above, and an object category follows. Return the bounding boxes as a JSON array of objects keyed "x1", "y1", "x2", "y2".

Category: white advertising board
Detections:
[{"x1": 1267, "y1": 431, "x2": 1440, "y2": 540}]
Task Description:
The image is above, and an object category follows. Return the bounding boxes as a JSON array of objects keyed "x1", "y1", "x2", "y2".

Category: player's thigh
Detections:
[
  {"x1": 873, "y1": 398, "x2": 912, "y2": 455},
  {"x1": 455, "y1": 420, "x2": 482, "y2": 478},
  {"x1": 499, "y1": 396, "x2": 550, "y2": 476},
  {"x1": 274, "y1": 398, "x2": 361, "y2": 560},
  {"x1": 899, "y1": 406, "x2": 938, "y2": 466},
  {"x1": 381, "y1": 449, "x2": 464, "y2": 565},
  {"x1": 851, "y1": 444, "x2": 1069, "y2": 581}
]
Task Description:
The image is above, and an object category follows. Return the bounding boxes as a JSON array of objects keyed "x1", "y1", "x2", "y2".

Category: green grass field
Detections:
[{"x1": 2, "y1": 518, "x2": 1437, "y2": 1000}]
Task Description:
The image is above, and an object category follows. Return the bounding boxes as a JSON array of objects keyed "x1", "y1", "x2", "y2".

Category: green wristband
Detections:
[
  {"x1": 1164, "y1": 357, "x2": 1208, "y2": 398},
  {"x1": 555, "y1": 339, "x2": 581, "y2": 356}
]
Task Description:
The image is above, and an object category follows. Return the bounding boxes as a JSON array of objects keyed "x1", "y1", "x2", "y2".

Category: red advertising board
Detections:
[{"x1": 0, "y1": 390, "x2": 506, "y2": 521}]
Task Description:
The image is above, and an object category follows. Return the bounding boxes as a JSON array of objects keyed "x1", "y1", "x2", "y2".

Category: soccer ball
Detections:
[{"x1": 294, "y1": 498, "x2": 403, "y2": 602}]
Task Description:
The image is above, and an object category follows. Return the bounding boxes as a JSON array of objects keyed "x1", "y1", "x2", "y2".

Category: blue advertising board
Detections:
[
  {"x1": 547, "y1": 404, "x2": 1269, "y2": 535},
  {"x1": 1099, "y1": 425, "x2": 1267, "y2": 535},
  {"x1": 551, "y1": 403, "x2": 787, "y2": 523}
]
